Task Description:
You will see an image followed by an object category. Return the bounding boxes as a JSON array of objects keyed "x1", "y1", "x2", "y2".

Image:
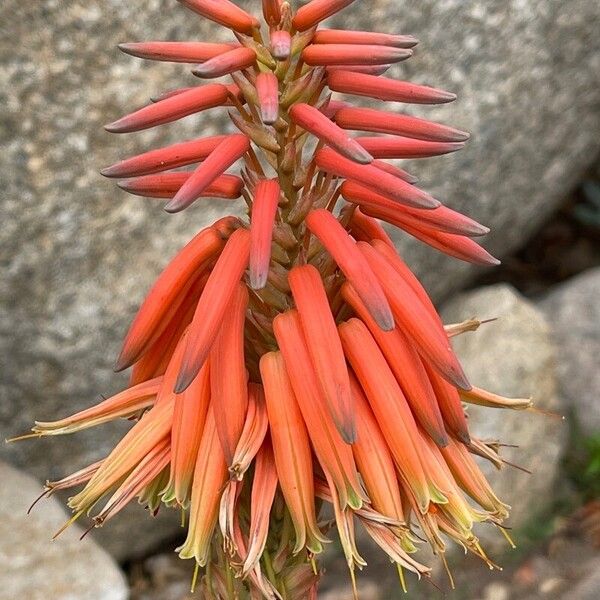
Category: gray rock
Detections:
[
  {"x1": 1, "y1": 0, "x2": 598, "y2": 558},
  {"x1": 0, "y1": 460, "x2": 128, "y2": 600},
  {"x1": 331, "y1": 0, "x2": 600, "y2": 299},
  {"x1": 442, "y1": 285, "x2": 566, "y2": 555},
  {"x1": 539, "y1": 268, "x2": 600, "y2": 437}
]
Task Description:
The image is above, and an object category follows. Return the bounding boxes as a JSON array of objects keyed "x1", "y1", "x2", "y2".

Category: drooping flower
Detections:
[{"x1": 17, "y1": 1, "x2": 538, "y2": 597}]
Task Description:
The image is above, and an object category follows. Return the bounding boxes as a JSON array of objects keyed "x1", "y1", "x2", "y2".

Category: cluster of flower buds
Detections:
[{"x1": 21, "y1": 1, "x2": 537, "y2": 598}]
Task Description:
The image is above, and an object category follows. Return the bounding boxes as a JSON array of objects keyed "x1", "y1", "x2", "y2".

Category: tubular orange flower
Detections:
[
  {"x1": 118, "y1": 41, "x2": 236, "y2": 63},
  {"x1": 104, "y1": 83, "x2": 229, "y2": 133},
  {"x1": 356, "y1": 135, "x2": 465, "y2": 159},
  {"x1": 316, "y1": 147, "x2": 439, "y2": 208},
  {"x1": 262, "y1": 0, "x2": 282, "y2": 27},
  {"x1": 288, "y1": 264, "x2": 355, "y2": 443},
  {"x1": 350, "y1": 375, "x2": 406, "y2": 524},
  {"x1": 177, "y1": 0, "x2": 259, "y2": 34},
  {"x1": 359, "y1": 241, "x2": 470, "y2": 390},
  {"x1": 342, "y1": 180, "x2": 489, "y2": 237},
  {"x1": 176, "y1": 227, "x2": 250, "y2": 392},
  {"x1": 273, "y1": 310, "x2": 364, "y2": 509},
  {"x1": 162, "y1": 359, "x2": 210, "y2": 507},
  {"x1": 255, "y1": 72, "x2": 279, "y2": 125},
  {"x1": 210, "y1": 283, "x2": 250, "y2": 465},
  {"x1": 314, "y1": 29, "x2": 418, "y2": 48},
  {"x1": 115, "y1": 226, "x2": 224, "y2": 371},
  {"x1": 341, "y1": 282, "x2": 448, "y2": 447},
  {"x1": 327, "y1": 69, "x2": 456, "y2": 104},
  {"x1": 243, "y1": 440, "x2": 278, "y2": 575},
  {"x1": 292, "y1": 0, "x2": 356, "y2": 31},
  {"x1": 165, "y1": 134, "x2": 250, "y2": 212},
  {"x1": 306, "y1": 208, "x2": 394, "y2": 331},
  {"x1": 339, "y1": 318, "x2": 438, "y2": 513},
  {"x1": 192, "y1": 47, "x2": 257, "y2": 79},
  {"x1": 177, "y1": 405, "x2": 228, "y2": 565},
  {"x1": 290, "y1": 103, "x2": 373, "y2": 164},
  {"x1": 30, "y1": 377, "x2": 161, "y2": 436},
  {"x1": 101, "y1": 135, "x2": 230, "y2": 178},
  {"x1": 129, "y1": 273, "x2": 207, "y2": 386},
  {"x1": 335, "y1": 106, "x2": 470, "y2": 142},
  {"x1": 23, "y1": 2, "x2": 526, "y2": 596},
  {"x1": 303, "y1": 44, "x2": 412, "y2": 66},
  {"x1": 259, "y1": 351, "x2": 325, "y2": 555},
  {"x1": 117, "y1": 172, "x2": 244, "y2": 200},
  {"x1": 249, "y1": 179, "x2": 281, "y2": 289}
]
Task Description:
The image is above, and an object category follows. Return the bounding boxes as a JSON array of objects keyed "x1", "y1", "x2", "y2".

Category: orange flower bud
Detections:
[
  {"x1": 165, "y1": 134, "x2": 250, "y2": 212},
  {"x1": 101, "y1": 135, "x2": 229, "y2": 178},
  {"x1": 118, "y1": 41, "x2": 236, "y2": 63},
  {"x1": 105, "y1": 84, "x2": 229, "y2": 133},
  {"x1": 177, "y1": 0, "x2": 259, "y2": 34}
]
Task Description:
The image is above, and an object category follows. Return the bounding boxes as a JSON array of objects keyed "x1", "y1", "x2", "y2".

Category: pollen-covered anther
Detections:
[
  {"x1": 290, "y1": 103, "x2": 373, "y2": 164},
  {"x1": 192, "y1": 47, "x2": 257, "y2": 79}
]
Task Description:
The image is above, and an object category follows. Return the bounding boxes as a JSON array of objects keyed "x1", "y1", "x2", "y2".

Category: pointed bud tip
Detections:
[
  {"x1": 113, "y1": 354, "x2": 129, "y2": 373},
  {"x1": 340, "y1": 425, "x2": 357, "y2": 445},
  {"x1": 375, "y1": 310, "x2": 395, "y2": 332},
  {"x1": 104, "y1": 122, "x2": 121, "y2": 133},
  {"x1": 249, "y1": 273, "x2": 268, "y2": 290},
  {"x1": 163, "y1": 199, "x2": 185, "y2": 214},
  {"x1": 174, "y1": 371, "x2": 193, "y2": 394},
  {"x1": 118, "y1": 42, "x2": 136, "y2": 54}
]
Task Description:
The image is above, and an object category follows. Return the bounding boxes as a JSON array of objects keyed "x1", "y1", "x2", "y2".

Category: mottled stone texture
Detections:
[
  {"x1": 442, "y1": 285, "x2": 566, "y2": 554},
  {"x1": 1, "y1": 0, "x2": 598, "y2": 558},
  {"x1": 0, "y1": 461, "x2": 128, "y2": 600},
  {"x1": 539, "y1": 268, "x2": 600, "y2": 437}
]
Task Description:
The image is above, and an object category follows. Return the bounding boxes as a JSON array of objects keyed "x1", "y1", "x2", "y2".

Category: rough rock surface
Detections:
[
  {"x1": 0, "y1": 460, "x2": 128, "y2": 600},
  {"x1": 442, "y1": 285, "x2": 566, "y2": 554},
  {"x1": 539, "y1": 268, "x2": 600, "y2": 437},
  {"x1": 2, "y1": 0, "x2": 598, "y2": 558}
]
